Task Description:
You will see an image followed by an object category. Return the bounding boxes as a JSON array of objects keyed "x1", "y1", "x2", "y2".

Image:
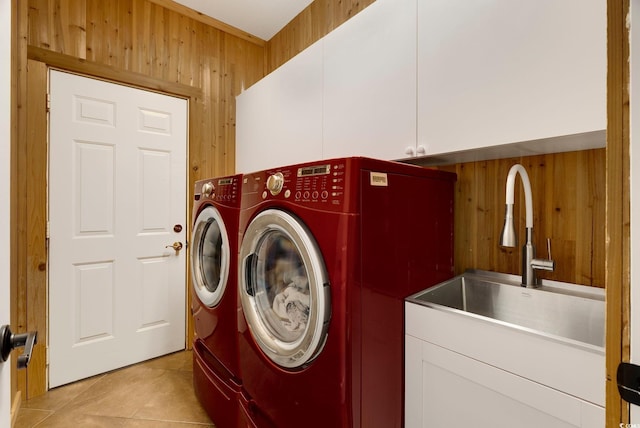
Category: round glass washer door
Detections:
[
  {"x1": 191, "y1": 206, "x2": 230, "y2": 307},
  {"x1": 239, "y1": 209, "x2": 330, "y2": 369}
]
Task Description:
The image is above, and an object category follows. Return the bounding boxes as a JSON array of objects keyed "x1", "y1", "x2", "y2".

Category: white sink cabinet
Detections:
[{"x1": 405, "y1": 301, "x2": 605, "y2": 428}]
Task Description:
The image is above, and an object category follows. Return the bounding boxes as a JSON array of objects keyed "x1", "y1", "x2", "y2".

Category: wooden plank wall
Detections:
[
  {"x1": 14, "y1": 0, "x2": 266, "y2": 399},
  {"x1": 439, "y1": 150, "x2": 606, "y2": 288},
  {"x1": 10, "y1": 0, "x2": 23, "y2": 415},
  {"x1": 26, "y1": 0, "x2": 265, "y2": 176},
  {"x1": 606, "y1": 0, "x2": 630, "y2": 424}
]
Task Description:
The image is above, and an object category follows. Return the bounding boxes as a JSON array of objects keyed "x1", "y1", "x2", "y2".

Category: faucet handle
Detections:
[
  {"x1": 532, "y1": 258, "x2": 555, "y2": 271},
  {"x1": 532, "y1": 238, "x2": 555, "y2": 272}
]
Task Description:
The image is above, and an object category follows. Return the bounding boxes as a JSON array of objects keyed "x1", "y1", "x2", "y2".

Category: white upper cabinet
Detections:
[
  {"x1": 236, "y1": 39, "x2": 324, "y2": 173},
  {"x1": 235, "y1": 0, "x2": 607, "y2": 170},
  {"x1": 323, "y1": 0, "x2": 417, "y2": 160},
  {"x1": 417, "y1": 0, "x2": 606, "y2": 155}
]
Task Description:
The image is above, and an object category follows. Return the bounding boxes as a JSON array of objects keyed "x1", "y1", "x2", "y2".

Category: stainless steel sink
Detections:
[{"x1": 407, "y1": 270, "x2": 605, "y2": 348}]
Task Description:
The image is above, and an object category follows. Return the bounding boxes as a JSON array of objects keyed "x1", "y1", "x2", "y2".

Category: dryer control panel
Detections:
[
  {"x1": 194, "y1": 174, "x2": 242, "y2": 208},
  {"x1": 257, "y1": 159, "x2": 353, "y2": 213},
  {"x1": 244, "y1": 156, "x2": 455, "y2": 214}
]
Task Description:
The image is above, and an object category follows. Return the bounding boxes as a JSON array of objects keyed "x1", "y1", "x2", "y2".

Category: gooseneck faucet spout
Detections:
[{"x1": 499, "y1": 164, "x2": 555, "y2": 287}]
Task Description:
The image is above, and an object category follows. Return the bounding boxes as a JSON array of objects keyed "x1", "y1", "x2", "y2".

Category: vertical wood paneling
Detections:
[
  {"x1": 85, "y1": 0, "x2": 104, "y2": 62},
  {"x1": 606, "y1": 0, "x2": 630, "y2": 424},
  {"x1": 57, "y1": 0, "x2": 87, "y2": 57},
  {"x1": 473, "y1": 161, "x2": 495, "y2": 271},
  {"x1": 451, "y1": 163, "x2": 477, "y2": 273},
  {"x1": 222, "y1": 36, "x2": 238, "y2": 176},
  {"x1": 13, "y1": 0, "x2": 29, "y2": 405},
  {"x1": 25, "y1": 60, "x2": 48, "y2": 399},
  {"x1": 27, "y1": 0, "x2": 52, "y2": 51},
  {"x1": 130, "y1": 0, "x2": 149, "y2": 76},
  {"x1": 27, "y1": 0, "x2": 266, "y2": 184},
  {"x1": 440, "y1": 150, "x2": 605, "y2": 287}
]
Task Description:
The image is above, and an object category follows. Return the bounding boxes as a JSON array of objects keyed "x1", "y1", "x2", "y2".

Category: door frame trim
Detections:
[{"x1": 606, "y1": 0, "x2": 630, "y2": 424}]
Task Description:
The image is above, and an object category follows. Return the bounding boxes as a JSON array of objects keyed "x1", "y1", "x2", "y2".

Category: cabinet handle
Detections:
[
  {"x1": 416, "y1": 145, "x2": 427, "y2": 156},
  {"x1": 405, "y1": 146, "x2": 415, "y2": 157}
]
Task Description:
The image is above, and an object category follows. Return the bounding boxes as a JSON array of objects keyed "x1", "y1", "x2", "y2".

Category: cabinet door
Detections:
[
  {"x1": 405, "y1": 335, "x2": 604, "y2": 428},
  {"x1": 236, "y1": 40, "x2": 323, "y2": 173},
  {"x1": 417, "y1": 0, "x2": 606, "y2": 155},
  {"x1": 323, "y1": 0, "x2": 416, "y2": 161}
]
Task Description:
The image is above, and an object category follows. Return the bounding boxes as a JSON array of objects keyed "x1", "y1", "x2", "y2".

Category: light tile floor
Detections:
[{"x1": 15, "y1": 350, "x2": 215, "y2": 428}]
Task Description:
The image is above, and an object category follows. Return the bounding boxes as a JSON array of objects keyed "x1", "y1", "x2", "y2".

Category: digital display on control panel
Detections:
[
  {"x1": 298, "y1": 164, "x2": 331, "y2": 177},
  {"x1": 217, "y1": 177, "x2": 234, "y2": 185}
]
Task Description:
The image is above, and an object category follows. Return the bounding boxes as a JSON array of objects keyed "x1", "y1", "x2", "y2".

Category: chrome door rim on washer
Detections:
[
  {"x1": 239, "y1": 209, "x2": 330, "y2": 369},
  {"x1": 191, "y1": 206, "x2": 230, "y2": 307}
]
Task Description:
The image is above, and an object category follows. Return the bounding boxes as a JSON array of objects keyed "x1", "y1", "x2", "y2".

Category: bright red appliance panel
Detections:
[
  {"x1": 191, "y1": 174, "x2": 243, "y2": 428},
  {"x1": 238, "y1": 158, "x2": 455, "y2": 428}
]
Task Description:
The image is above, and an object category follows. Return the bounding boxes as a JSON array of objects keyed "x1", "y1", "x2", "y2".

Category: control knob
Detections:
[
  {"x1": 202, "y1": 182, "x2": 215, "y2": 198},
  {"x1": 266, "y1": 172, "x2": 284, "y2": 195}
]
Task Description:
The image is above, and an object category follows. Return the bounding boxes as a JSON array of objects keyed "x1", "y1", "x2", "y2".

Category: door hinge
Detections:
[
  {"x1": 46, "y1": 93, "x2": 50, "y2": 112},
  {"x1": 46, "y1": 221, "x2": 50, "y2": 239}
]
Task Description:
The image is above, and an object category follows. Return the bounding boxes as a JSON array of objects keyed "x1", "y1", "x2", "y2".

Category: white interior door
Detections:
[
  {"x1": 1, "y1": 0, "x2": 12, "y2": 424},
  {"x1": 48, "y1": 70, "x2": 187, "y2": 388}
]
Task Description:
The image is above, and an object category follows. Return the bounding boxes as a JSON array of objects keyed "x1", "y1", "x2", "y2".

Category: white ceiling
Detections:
[{"x1": 172, "y1": 0, "x2": 315, "y2": 40}]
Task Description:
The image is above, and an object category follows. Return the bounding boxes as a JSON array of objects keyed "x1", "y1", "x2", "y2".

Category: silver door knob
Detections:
[{"x1": 165, "y1": 241, "x2": 183, "y2": 254}]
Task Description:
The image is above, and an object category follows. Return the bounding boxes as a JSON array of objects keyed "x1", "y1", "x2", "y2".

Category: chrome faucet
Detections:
[{"x1": 499, "y1": 164, "x2": 555, "y2": 287}]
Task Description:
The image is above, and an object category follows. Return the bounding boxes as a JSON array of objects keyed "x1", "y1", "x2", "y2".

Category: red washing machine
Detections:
[
  {"x1": 237, "y1": 157, "x2": 455, "y2": 428},
  {"x1": 190, "y1": 174, "x2": 243, "y2": 428}
]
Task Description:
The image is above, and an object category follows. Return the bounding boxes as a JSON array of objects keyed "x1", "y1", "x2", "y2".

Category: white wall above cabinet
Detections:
[
  {"x1": 236, "y1": 39, "x2": 324, "y2": 173},
  {"x1": 417, "y1": 0, "x2": 606, "y2": 155}
]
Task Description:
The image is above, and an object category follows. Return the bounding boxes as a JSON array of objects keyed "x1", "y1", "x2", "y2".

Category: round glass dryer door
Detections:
[
  {"x1": 239, "y1": 209, "x2": 330, "y2": 369},
  {"x1": 191, "y1": 206, "x2": 230, "y2": 307}
]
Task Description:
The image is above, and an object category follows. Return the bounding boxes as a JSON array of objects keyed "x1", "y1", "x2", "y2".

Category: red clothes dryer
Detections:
[
  {"x1": 190, "y1": 174, "x2": 243, "y2": 428},
  {"x1": 237, "y1": 157, "x2": 455, "y2": 428}
]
